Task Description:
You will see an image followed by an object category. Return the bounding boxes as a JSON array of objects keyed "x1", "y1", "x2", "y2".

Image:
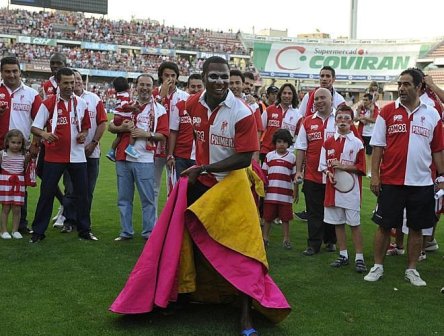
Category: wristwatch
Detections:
[{"x1": 200, "y1": 165, "x2": 209, "y2": 174}]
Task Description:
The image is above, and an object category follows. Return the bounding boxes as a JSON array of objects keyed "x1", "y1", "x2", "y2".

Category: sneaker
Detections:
[
  {"x1": 330, "y1": 255, "x2": 349, "y2": 267},
  {"x1": 367, "y1": 172, "x2": 372, "y2": 178},
  {"x1": 355, "y1": 259, "x2": 367, "y2": 273},
  {"x1": 60, "y1": 224, "x2": 73, "y2": 233},
  {"x1": 425, "y1": 239, "x2": 439, "y2": 252},
  {"x1": 273, "y1": 218, "x2": 282, "y2": 225},
  {"x1": 29, "y1": 234, "x2": 45, "y2": 243},
  {"x1": 283, "y1": 240, "x2": 292, "y2": 249},
  {"x1": 52, "y1": 205, "x2": 64, "y2": 222},
  {"x1": 405, "y1": 269, "x2": 426, "y2": 286},
  {"x1": 53, "y1": 215, "x2": 65, "y2": 228},
  {"x1": 106, "y1": 149, "x2": 116, "y2": 162},
  {"x1": 294, "y1": 210, "x2": 308, "y2": 221},
  {"x1": 364, "y1": 265, "x2": 384, "y2": 282},
  {"x1": 302, "y1": 247, "x2": 315, "y2": 256},
  {"x1": 79, "y1": 232, "x2": 98, "y2": 241},
  {"x1": 114, "y1": 236, "x2": 132, "y2": 241},
  {"x1": 1, "y1": 232, "x2": 12, "y2": 239},
  {"x1": 18, "y1": 227, "x2": 33, "y2": 234},
  {"x1": 386, "y1": 246, "x2": 405, "y2": 256},
  {"x1": 418, "y1": 251, "x2": 427, "y2": 262},
  {"x1": 11, "y1": 231, "x2": 23, "y2": 239},
  {"x1": 124, "y1": 145, "x2": 140, "y2": 159}
]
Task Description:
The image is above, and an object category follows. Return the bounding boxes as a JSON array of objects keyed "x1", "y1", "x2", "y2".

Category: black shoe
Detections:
[
  {"x1": 355, "y1": 259, "x2": 367, "y2": 273},
  {"x1": 18, "y1": 227, "x2": 33, "y2": 235},
  {"x1": 325, "y1": 243, "x2": 336, "y2": 252},
  {"x1": 294, "y1": 211, "x2": 308, "y2": 221},
  {"x1": 330, "y1": 255, "x2": 349, "y2": 267},
  {"x1": 29, "y1": 233, "x2": 45, "y2": 243},
  {"x1": 79, "y1": 232, "x2": 98, "y2": 241},
  {"x1": 302, "y1": 247, "x2": 315, "y2": 256}
]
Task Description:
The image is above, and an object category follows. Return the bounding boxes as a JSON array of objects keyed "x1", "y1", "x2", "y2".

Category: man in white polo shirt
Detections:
[{"x1": 0, "y1": 56, "x2": 41, "y2": 234}]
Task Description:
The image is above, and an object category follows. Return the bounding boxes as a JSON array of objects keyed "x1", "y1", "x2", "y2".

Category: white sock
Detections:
[
  {"x1": 355, "y1": 253, "x2": 364, "y2": 261},
  {"x1": 340, "y1": 250, "x2": 348, "y2": 259},
  {"x1": 374, "y1": 263, "x2": 384, "y2": 270}
]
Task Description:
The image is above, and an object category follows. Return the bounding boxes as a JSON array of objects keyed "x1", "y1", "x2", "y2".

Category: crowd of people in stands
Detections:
[{"x1": 0, "y1": 8, "x2": 247, "y2": 54}]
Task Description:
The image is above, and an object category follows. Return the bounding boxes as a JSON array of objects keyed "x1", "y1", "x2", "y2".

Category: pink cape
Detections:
[{"x1": 110, "y1": 178, "x2": 291, "y2": 322}]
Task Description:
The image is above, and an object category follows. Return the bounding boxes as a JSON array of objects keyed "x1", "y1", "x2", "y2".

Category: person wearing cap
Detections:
[{"x1": 265, "y1": 86, "x2": 279, "y2": 107}]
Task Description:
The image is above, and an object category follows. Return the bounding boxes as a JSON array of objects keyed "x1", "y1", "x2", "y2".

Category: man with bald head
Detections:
[{"x1": 295, "y1": 88, "x2": 338, "y2": 255}]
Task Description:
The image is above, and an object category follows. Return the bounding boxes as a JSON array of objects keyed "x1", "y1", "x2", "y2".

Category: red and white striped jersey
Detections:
[
  {"x1": 319, "y1": 132, "x2": 365, "y2": 210},
  {"x1": 79, "y1": 90, "x2": 108, "y2": 159},
  {"x1": 0, "y1": 82, "x2": 41, "y2": 148},
  {"x1": 32, "y1": 95, "x2": 91, "y2": 163},
  {"x1": 262, "y1": 150, "x2": 296, "y2": 205},
  {"x1": 186, "y1": 90, "x2": 259, "y2": 181},
  {"x1": 370, "y1": 99, "x2": 444, "y2": 186}
]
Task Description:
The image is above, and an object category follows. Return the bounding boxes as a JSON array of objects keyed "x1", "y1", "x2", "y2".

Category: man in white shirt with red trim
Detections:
[
  {"x1": 30, "y1": 67, "x2": 97, "y2": 243},
  {"x1": 109, "y1": 74, "x2": 169, "y2": 241},
  {"x1": 295, "y1": 88, "x2": 338, "y2": 256},
  {"x1": 298, "y1": 66, "x2": 346, "y2": 117},
  {"x1": 62, "y1": 70, "x2": 107, "y2": 227},
  {"x1": 0, "y1": 56, "x2": 42, "y2": 234},
  {"x1": 365, "y1": 68, "x2": 444, "y2": 286}
]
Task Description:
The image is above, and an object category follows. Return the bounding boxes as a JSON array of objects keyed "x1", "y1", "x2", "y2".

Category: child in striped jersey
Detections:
[
  {"x1": 262, "y1": 129, "x2": 297, "y2": 249},
  {"x1": 0, "y1": 129, "x2": 28, "y2": 239}
]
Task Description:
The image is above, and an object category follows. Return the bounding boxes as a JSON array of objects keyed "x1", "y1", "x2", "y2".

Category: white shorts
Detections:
[{"x1": 324, "y1": 206, "x2": 360, "y2": 226}]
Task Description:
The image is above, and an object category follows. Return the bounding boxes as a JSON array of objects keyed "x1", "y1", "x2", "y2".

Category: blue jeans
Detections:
[
  {"x1": 174, "y1": 157, "x2": 195, "y2": 180},
  {"x1": 32, "y1": 162, "x2": 90, "y2": 237},
  {"x1": 116, "y1": 161, "x2": 155, "y2": 238}
]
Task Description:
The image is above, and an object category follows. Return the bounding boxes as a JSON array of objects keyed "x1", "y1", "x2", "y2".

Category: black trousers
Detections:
[{"x1": 303, "y1": 180, "x2": 336, "y2": 252}]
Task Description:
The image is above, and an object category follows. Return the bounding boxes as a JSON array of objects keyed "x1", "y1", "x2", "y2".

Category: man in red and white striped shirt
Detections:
[{"x1": 365, "y1": 68, "x2": 444, "y2": 286}]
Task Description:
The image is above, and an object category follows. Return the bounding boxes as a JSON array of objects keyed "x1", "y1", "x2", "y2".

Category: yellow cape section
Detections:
[
  {"x1": 188, "y1": 169, "x2": 267, "y2": 267},
  {"x1": 178, "y1": 169, "x2": 267, "y2": 294}
]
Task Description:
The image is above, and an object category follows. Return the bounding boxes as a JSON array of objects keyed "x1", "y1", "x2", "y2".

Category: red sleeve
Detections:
[
  {"x1": 81, "y1": 108, "x2": 91, "y2": 131},
  {"x1": 431, "y1": 119, "x2": 444, "y2": 153},
  {"x1": 295, "y1": 117, "x2": 303, "y2": 135},
  {"x1": 234, "y1": 114, "x2": 259, "y2": 153},
  {"x1": 355, "y1": 147, "x2": 366, "y2": 175},
  {"x1": 31, "y1": 93, "x2": 42, "y2": 119},
  {"x1": 156, "y1": 113, "x2": 169, "y2": 138},
  {"x1": 253, "y1": 107, "x2": 264, "y2": 132},
  {"x1": 95, "y1": 100, "x2": 108, "y2": 124}
]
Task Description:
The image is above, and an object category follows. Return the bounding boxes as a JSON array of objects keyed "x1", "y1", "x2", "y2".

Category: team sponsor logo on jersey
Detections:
[
  {"x1": 220, "y1": 120, "x2": 228, "y2": 135},
  {"x1": 268, "y1": 119, "x2": 281, "y2": 127},
  {"x1": 48, "y1": 87, "x2": 53, "y2": 93},
  {"x1": 388, "y1": 123, "x2": 407, "y2": 134},
  {"x1": 57, "y1": 116, "x2": 69, "y2": 125},
  {"x1": 88, "y1": 110, "x2": 96, "y2": 119},
  {"x1": 12, "y1": 103, "x2": 31, "y2": 112},
  {"x1": 211, "y1": 134, "x2": 234, "y2": 148},
  {"x1": 57, "y1": 109, "x2": 63, "y2": 115},
  {"x1": 326, "y1": 131, "x2": 335, "y2": 139},
  {"x1": 282, "y1": 122, "x2": 296, "y2": 133},
  {"x1": 272, "y1": 113, "x2": 279, "y2": 119},
  {"x1": 310, "y1": 124, "x2": 319, "y2": 131},
  {"x1": 393, "y1": 114, "x2": 403, "y2": 122},
  {"x1": 179, "y1": 115, "x2": 191, "y2": 124},
  {"x1": 71, "y1": 116, "x2": 79, "y2": 125},
  {"x1": 411, "y1": 125, "x2": 430, "y2": 137},
  {"x1": 307, "y1": 131, "x2": 322, "y2": 141},
  {"x1": 327, "y1": 149, "x2": 335, "y2": 156},
  {"x1": 341, "y1": 159, "x2": 355, "y2": 166},
  {"x1": 0, "y1": 93, "x2": 5, "y2": 99},
  {"x1": 195, "y1": 130, "x2": 205, "y2": 142},
  {"x1": 420, "y1": 116, "x2": 425, "y2": 125},
  {"x1": 193, "y1": 116, "x2": 201, "y2": 128},
  {"x1": 349, "y1": 149, "x2": 354, "y2": 158}
]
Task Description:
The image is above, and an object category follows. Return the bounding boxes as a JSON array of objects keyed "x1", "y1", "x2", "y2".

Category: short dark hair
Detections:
[
  {"x1": 276, "y1": 83, "x2": 299, "y2": 108},
  {"x1": 135, "y1": 74, "x2": 155, "y2": 86},
  {"x1": 335, "y1": 104, "x2": 354, "y2": 119},
  {"x1": 50, "y1": 52, "x2": 67, "y2": 65},
  {"x1": 230, "y1": 69, "x2": 244, "y2": 82},
  {"x1": 113, "y1": 76, "x2": 130, "y2": 92},
  {"x1": 400, "y1": 68, "x2": 424, "y2": 88},
  {"x1": 243, "y1": 71, "x2": 255, "y2": 81},
  {"x1": 321, "y1": 65, "x2": 335, "y2": 77},
  {"x1": 187, "y1": 73, "x2": 202, "y2": 87},
  {"x1": 157, "y1": 61, "x2": 179, "y2": 84},
  {"x1": 363, "y1": 93, "x2": 373, "y2": 100},
  {"x1": 55, "y1": 67, "x2": 74, "y2": 82},
  {"x1": 202, "y1": 56, "x2": 229, "y2": 78},
  {"x1": 1, "y1": 56, "x2": 20, "y2": 71},
  {"x1": 272, "y1": 128, "x2": 293, "y2": 146}
]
